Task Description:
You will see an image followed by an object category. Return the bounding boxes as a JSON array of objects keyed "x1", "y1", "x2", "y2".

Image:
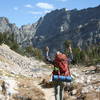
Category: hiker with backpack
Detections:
[{"x1": 45, "y1": 46, "x2": 73, "y2": 100}]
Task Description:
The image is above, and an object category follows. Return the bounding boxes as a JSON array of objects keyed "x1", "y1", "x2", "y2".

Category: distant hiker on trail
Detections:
[{"x1": 45, "y1": 45, "x2": 73, "y2": 100}]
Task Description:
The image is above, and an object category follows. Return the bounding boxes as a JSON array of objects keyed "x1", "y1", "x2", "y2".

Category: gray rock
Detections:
[
  {"x1": 72, "y1": 89, "x2": 77, "y2": 95},
  {"x1": 0, "y1": 17, "x2": 39, "y2": 47},
  {"x1": 0, "y1": 44, "x2": 50, "y2": 78}
]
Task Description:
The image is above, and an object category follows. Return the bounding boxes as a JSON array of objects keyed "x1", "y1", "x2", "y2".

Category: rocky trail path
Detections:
[
  {"x1": 0, "y1": 44, "x2": 100, "y2": 100},
  {"x1": 33, "y1": 66, "x2": 100, "y2": 100},
  {"x1": 33, "y1": 79, "x2": 55, "y2": 100}
]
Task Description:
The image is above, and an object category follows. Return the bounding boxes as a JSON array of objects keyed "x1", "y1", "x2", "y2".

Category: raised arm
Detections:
[
  {"x1": 45, "y1": 46, "x2": 54, "y2": 64},
  {"x1": 67, "y1": 44, "x2": 74, "y2": 63},
  {"x1": 68, "y1": 44, "x2": 72, "y2": 54}
]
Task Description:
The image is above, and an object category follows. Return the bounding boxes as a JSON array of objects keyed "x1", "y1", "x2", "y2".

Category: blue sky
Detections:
[{"x1": 0, "y1": 0, "x2": 100, "y2": 27}]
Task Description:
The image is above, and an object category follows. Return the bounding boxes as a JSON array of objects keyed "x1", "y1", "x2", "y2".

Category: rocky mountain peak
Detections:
[
  {"x1": 0, "y1": 5, "x2": 100, "y2": 54},
  {"x1": 0, "y1": 17, "x2": 38, "y2": 47},
  {"x1": 0, "y1": 17, "x2": 9, "y2": 24},
  {"x1": 32, "y1": 5, "x2": 100, "y2": 55}
]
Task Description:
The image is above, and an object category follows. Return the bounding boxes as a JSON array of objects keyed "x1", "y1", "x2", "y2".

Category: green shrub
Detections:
[
  {"x1": 33, "y1": 48, "x2": 44, "y2": 60},
  {"x1": 63, "y1": 40, "x2": 100, "y2": 65},
  {"x1": 0, "y1": 32, "x2": 43, "y2": 60}
]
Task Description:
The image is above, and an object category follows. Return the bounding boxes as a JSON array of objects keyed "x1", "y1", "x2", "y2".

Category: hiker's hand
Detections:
[
  {"x1": 68, "y1": 45, "x2": 72, "y2": 53},
  {"x1": 45, "y1": 46, "x2": 49, "y2": 52}
]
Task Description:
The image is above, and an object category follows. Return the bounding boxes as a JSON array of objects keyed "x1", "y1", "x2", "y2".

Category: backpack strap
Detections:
[{"x1": 58, "y1": 71, "x2": 60, "y2": 80}]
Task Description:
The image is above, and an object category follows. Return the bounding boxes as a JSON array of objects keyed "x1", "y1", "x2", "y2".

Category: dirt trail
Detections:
[{"x1": 34, "y1": 80, "x2": 55, "y2": 100}]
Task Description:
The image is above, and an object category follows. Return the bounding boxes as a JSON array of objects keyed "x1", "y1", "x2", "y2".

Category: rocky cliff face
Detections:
[
  {"x1": 0, "y1": 17, "x2": 11, "y2": 33},
  {"x1": 0, "y1": 5, "x2": 100, "y2": 54},
  {"x1": 0, "y1": 17, "x2": 39, "y2": 47},
  {"x1": 18, "y1": 23, "x2": 36, "y2": 47},
  {"x1": 0, "y1": 17, "x2": 20, "y2": 42},
  {"x1": 33, "y1": 5, "x2": 100, "y2": 55}
]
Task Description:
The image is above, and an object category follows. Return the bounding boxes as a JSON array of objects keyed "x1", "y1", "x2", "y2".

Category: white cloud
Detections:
[
  {"x1": 36, "y1": 2, "x2": 54, "y2": 9},
  {"x1": 44, "y1": 10, "x2": 51, "y2": 14},
  {"x1": 25, "y1": 4, "x2": 33, "y2": 8},
  {"x1": 14, "y1": 7, "x2": 19, "y2": 10},
  {"x1": 29, "y1": 11, "x2": 43, "y2": 15}
]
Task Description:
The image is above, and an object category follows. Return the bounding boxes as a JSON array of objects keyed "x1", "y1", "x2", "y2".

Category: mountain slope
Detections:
[
  {"x1": 33, "y1": 5, "x2": 100, "y2": 54},
  {"x1": 0, "y1": 17, "x2": 40, "y2": 47},
  {"x1": 0, "y1": 44, "x2": 50, "y2": 77},
  {"x1": 0, "y1": 5, "x2": 100, "y2": 55}
]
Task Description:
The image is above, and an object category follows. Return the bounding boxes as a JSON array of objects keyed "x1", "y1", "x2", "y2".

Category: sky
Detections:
[{"x1": 0, "y1": 0, "x2": 100, "y2": 27}]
